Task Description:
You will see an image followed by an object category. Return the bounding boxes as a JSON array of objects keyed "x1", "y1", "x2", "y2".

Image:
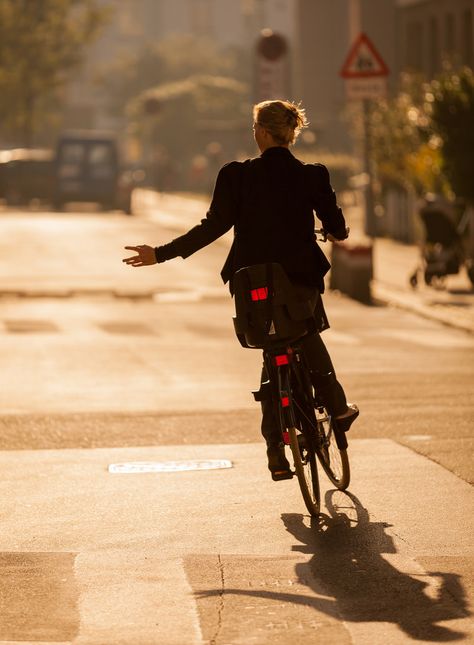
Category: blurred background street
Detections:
[{"x1": 1, "y1": 0, "x2": 473, "y2": 643}]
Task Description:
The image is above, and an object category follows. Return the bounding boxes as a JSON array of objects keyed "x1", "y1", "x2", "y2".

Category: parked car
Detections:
[
  {"x1": 0, "y1": 148, "x2": 54, "y2": 205},
  {"x1": 53, "y1": 131, "x2": 135, "y2": 214}
]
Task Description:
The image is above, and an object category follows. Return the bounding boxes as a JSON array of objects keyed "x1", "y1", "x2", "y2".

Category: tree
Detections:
[
  {"x1": 127, "y1": 74, "x2": 249, "y2": 190},
  {"x1": 428, "y1": 67, "x2": 474, "y2": 205},
  {"x1": 369, "y1": 73, "x2": 448, "y2": 197},
  {"x1": 101, "y1": 34, "x2": 251, "y2": 190},
  {"x1": 0, "y1": 0, "x2": 110, "y2": 146},
  {"x1": 101, "y1": 33, "x2": 250, "y2": 120}
]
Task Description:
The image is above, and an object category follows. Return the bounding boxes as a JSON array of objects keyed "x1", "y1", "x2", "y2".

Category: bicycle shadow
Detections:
[
  {"x1": 283, "y1": 491, "x2": 469, "y2": 641},
  {"x1": 196, "y1": 491, "x2": 469, "y2": 641}
]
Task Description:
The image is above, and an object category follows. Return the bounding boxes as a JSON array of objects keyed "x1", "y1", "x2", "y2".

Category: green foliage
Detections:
[
  {"x1": 127, "y1": 73, "x2": 250, "y2": 187},
  {"x1": 106, "y1": 34, "x2": 251, "y2": 188},
  {"x1": 429, "y1": 67, "x2": 474, "y2": 205},
  {"x1": 0, "y1": 0, "x2": 110, "y2": 145},
  {"x1": 369, "y1": 73, "x2": 448, "y2": 196},
  {"x1": 370, "y1": 69, "x2": 474, "y2": 204}
]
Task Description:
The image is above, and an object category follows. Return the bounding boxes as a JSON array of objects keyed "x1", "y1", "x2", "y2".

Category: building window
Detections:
[
  {"x1": 444, "y1": 12, "x2": 455, "y2": 60},
  {"x1": 462, "y1": 9, "x2": 473, "y2": 69},
  {"x1": 406, "y1": 21, "x2": 424, "y2": 71},
  {"x1": 429, "y1": 16, "x2": 440, "y2": 77}
]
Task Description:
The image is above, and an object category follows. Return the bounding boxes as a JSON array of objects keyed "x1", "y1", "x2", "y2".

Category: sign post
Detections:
[
  {"x1": 340, "y1": 33, "x2": 389, "y2": 237},
  {"x1": 255, "y1": 29, "x2": 289, "y2": 102}
]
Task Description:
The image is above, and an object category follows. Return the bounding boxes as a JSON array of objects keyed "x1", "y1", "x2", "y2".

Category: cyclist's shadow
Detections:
[
  {"x1": 281, "y1": 490, "x2": 469, "y2": 641},
  {"x1": 197, "y1": 490, "x2": 469, "y2": 642}
]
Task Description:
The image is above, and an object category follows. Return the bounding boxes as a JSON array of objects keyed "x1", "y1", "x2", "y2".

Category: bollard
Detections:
[{"x1": 330, "y1": 241, "x2": 373, "y2": 304}]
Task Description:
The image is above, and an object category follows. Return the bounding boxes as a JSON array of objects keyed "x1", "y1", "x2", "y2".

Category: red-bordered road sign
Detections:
[{"x1": 340, "y1": 32, "x2": 389, "y2": 79}]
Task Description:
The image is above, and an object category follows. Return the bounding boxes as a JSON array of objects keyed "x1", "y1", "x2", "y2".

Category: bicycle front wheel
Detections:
[
  {"x1": 288, "y1": 426, "x2": 321, "y2": 516},
  {"x1": 315, "y1": 407, "x2": 350, "y2": 490}
]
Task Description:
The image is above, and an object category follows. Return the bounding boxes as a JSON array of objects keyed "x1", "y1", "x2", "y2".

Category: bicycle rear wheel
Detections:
[
  {"x1": 288, "y1": 425, "x2": 320, "y2": 516},
  {"x1": 315, "y1": 406, "x2": 350, "y2": 490}
]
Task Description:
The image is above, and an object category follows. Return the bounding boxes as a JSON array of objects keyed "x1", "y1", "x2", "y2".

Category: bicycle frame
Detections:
[
  {"x1": 262, "y1": 339, "x2": 350, "y2": 516},
  {"x1": 263, "y1": 344, "x2": 319, "y2": 449}
]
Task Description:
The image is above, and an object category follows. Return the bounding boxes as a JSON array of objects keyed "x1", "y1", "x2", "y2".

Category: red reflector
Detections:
[
  {"x1": 282, "y1": 431, "x2": 290, "y2": 445},
  {"x1": 250, "y1": 287, "x2": 268, "y2": 301},
  {"x1": 281, "y1": 396, "x2": 290, "y2": 407},
  {"x1": 274, "y1": 354, "x2": 289, "y2": 366}
]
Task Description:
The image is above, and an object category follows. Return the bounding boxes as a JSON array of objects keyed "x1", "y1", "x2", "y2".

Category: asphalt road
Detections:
[{"x1": 0, "y1": 197, "x2": 473, "y2": 644}]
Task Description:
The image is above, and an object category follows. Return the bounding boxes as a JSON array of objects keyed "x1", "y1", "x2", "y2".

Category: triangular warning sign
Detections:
[{"x1": 340, "y1": 32, "x2": 389, "y2": 79}]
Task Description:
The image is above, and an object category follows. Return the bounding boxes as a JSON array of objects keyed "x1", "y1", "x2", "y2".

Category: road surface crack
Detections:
[{"x1": 210, "y1": 553, "x2": 225, "y2": 645}]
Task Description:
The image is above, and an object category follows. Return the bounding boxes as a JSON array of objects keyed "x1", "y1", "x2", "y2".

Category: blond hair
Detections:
[{"x1": 253, "y1": 99, "x2": 308, "y2": 145}]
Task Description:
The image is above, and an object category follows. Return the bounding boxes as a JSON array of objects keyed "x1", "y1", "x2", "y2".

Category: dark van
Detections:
[{"x1": 54, "y1": 131, "x2": 133, "y2": 213}]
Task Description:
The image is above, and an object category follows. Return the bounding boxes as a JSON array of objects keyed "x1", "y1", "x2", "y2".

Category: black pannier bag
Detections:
[{"x1": 232, "y1": 263, "x2": 317, "y2": 349}]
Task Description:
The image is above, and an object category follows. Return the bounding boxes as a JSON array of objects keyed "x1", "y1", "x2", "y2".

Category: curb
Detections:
[{"x1": 371, "y1": 281, "x2": 474, "y2": 335}]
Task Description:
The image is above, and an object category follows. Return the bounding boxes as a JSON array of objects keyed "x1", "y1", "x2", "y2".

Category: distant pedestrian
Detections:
[{"x1": 123, "y1": 99, "x2": 359, "y2": 478}]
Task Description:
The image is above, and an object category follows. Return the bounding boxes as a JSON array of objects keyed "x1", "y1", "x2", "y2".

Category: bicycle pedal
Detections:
[{"x1": 271, "y1": 469, "x2": 294, "y2": 481}]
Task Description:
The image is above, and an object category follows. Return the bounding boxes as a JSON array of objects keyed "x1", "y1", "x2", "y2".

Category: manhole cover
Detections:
[{"x1": 108, "y1": 459, "x2": 232, "y2": 474}]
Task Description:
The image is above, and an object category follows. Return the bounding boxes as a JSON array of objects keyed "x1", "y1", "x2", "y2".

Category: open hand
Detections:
[{"x1": 122, "y1": 245, "x2": 157, "y2": 267}]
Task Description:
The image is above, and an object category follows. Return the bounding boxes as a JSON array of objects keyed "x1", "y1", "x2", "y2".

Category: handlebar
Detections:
[{"x1": 315, "y1": 227, "x2": 350, "y2": 242}]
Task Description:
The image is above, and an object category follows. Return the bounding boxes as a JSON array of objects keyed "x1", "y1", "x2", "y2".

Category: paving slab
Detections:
[{"x1": 0, "y1": 439, "x2": 472, "y2": 644}]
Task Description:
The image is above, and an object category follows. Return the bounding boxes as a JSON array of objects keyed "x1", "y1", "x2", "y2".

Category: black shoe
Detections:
[
  {"x1": 335, "y1": 404, "x2": 359, "y2": 433},
  {"x1": 267, "y1": 443, "x2": 293, "y2": 481}
]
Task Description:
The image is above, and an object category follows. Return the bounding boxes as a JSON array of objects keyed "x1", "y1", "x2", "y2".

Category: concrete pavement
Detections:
[
  {"x1": 1, "y1": 439, "x2": 472, "y2": 644},
  {"x1": 343, "y1": 199, "x2": 474, "y2": 335}
]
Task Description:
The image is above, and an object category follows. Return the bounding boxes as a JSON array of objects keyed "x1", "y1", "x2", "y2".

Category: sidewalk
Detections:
[
  {"x1": 140, "y1": 191, "x2": 474, "y2": 334},
  {"x1": 1, "y1": 438, "x2": 472, "y2": 644},
  {"x1": 343, "y1": 202, "x2": 474, "y2": 334}
]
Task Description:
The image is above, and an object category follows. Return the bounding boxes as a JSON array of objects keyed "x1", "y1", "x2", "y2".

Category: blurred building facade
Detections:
[
  {"x1": 395, "y1": 0, "x2": 474, "y2": 78},
  {"x1": 62, "y1": 0, "x2": 473, "y2": 174},
  {"x1": 291, "y1": 0, "x2": 397, "y2": 153},
  {"x1": 65, "y1": 0, "x2": 399, "y2": 155},
  {"x1": 64, "y1": 0, "x2": 295, "y2": 132}
]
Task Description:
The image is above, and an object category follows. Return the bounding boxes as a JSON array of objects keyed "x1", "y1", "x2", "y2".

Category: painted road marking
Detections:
[{"x1": 108, "y1": 459, "x2": 233, "y2": 473}]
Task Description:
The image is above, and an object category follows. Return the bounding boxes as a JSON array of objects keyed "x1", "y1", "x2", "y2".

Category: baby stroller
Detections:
[{"x1": 409, "y1": 196, "x2": 471, "y2": 288}]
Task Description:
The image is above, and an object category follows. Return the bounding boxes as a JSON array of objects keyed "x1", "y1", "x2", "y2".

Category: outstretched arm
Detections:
[{"x1": 122, "y1": 162, "x2": 240, "y2": 268}]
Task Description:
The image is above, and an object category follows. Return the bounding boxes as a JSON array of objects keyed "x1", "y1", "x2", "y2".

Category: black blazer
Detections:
[{"x1": 155, "y1": 146, "x2": 347, "y2": 293}]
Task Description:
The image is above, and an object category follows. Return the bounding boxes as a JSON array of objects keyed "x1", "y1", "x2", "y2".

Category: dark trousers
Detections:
[{"x1": 260, "y1": 287, "x2": 348, "y2": 447}]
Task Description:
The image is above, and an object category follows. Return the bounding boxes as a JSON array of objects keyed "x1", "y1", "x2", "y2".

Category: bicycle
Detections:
[{"x1": 232, "y1": 231, "x2": 350, "y2": 516}]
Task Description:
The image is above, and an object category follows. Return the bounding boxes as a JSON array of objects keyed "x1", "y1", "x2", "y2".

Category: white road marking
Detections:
[{"x1": 108, "y1": 459, "x2": 233, "y2": 473}]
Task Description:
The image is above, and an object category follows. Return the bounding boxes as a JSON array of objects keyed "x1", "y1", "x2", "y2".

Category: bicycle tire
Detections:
[
  {"x1": 315, "y1": 407, "x2": 350, "y2": 490},
  {"x1": 268, "y1": 348, "x2": 322, "y2": 516},
  {"x1": 286, "y1": 355, "x2": 322, "y2": 516},
  {"x1": 288, "y1": 425, "x2": 321, "y2": 516}
]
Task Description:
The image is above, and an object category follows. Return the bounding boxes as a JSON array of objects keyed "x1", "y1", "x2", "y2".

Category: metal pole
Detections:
[
  {"x1": 349, "y1": 0, "x2": 375, "y2": 236},
  {"x1": 363, "y1": 98, "x2": 376, "y2": 237},
  {"x1": 348, "y1": 0, "x2": 361, "y2": 41}
]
